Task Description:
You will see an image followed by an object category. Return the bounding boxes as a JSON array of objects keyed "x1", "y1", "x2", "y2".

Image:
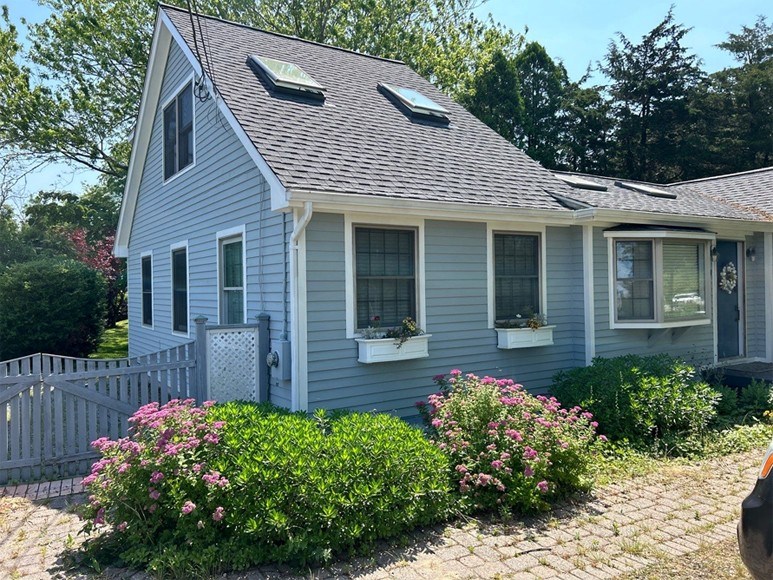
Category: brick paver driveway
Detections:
[{"x1": 0, "y1": 450, "x2": 759, "y2": 578}]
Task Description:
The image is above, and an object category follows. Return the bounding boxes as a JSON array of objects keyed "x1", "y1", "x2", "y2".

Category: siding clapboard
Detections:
[
  {"x1": 127, "y1": 41, "x2": 291, "y2": 406},
  {"x1": 304, "y1": 214, "x2": 586, "y2": 418},
  {"x1": 745, "y1": 233, "x2": 766, "y2": 359}
]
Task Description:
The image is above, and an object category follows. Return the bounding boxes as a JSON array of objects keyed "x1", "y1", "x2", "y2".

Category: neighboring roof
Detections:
[
  {"x1": 552, "y1": 171, "x2": 770, "y2": 222},
  {"x1": 160, "y1": 4, "x2": 573, "y2": 212},
  {"x1": 669, "y1": 167, "x2": 773, "y2": 221}
]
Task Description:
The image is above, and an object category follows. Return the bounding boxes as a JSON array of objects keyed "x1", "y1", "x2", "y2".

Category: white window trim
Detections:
[
  {"x1": 170, "y1": 240, "x2": 190, "y2": 337},
  {"x1": 604, "y1": 230, "x2": 715, "y2": 329},
  {"x1": 216, "y1": 225, "x2": 247, "y2": 325},
  {"x1": 161, "y1": 73, "x2": 196, "y2": 185},
  {"x1": 344, "y1": 213, "x2": 426, "y2": 339},
  {"x1": 487, "y1": 222, "x2": 547, "y2": 329},
  {"x1": 140, "y1": 250, "x2": 154, "y2": 330}
]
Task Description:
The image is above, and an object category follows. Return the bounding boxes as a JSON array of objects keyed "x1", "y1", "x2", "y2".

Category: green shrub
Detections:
[
  {"x1": 82, "y1": 400, "x2": 452, "y2": 575},
  {"x1": 550, "y1": 355, "x2": 719, "y2": 447},
  {"x1": 713, "y1": 384, "x2": 739, "y2": 418},
  {"x1": 738, "y1": 379, "x2": 773, "y2": 420},
  {"x1": 0, "y1": 258, "x2": 106, "y2": 359},
  {"x1": 417, "y1": 370, "x2": 600, "y2": 514}
]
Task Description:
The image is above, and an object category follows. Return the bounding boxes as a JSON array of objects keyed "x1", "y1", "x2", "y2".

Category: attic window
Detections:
[
  {"x1": 615, "y1": 181, "x2": 677, "y2": 199},
  {"x1": 248, "y1": 55, "x2": 325, "y2": 99},
  {"x1": 379, "y1": 83, "x2": 449, "y2": 123},
  {"x1": 555, "y1": 174, "x2": 608, "y2": 191}
]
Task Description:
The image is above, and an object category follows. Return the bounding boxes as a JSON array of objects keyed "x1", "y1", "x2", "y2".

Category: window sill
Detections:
[
  {"x1": 355, "y1": 334, "x2": 431, "y2": 364},
  {"x1": 496, "y1": 326, "x2": 555, "y2": 349},
  {"x1": 610, "y1": 318, "x2": 711, "y2": 330}
]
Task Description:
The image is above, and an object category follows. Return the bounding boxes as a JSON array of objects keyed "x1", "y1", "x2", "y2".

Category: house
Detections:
[{"x1": 115, "y1": 4, "x2": 773, "y2": 417}]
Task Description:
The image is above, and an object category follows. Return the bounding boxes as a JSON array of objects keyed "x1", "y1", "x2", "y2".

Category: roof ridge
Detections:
[
  {"x1": 669, "y1": 165, "x2": 773, "y2": 186},
  {"x1": 158, "y1": 2, "x2": 406, "y2": 66}
]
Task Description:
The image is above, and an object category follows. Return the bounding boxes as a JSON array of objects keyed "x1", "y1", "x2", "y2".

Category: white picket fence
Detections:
[{"x1": 0, "y1": 347, "x2": 196, "y2": 484}]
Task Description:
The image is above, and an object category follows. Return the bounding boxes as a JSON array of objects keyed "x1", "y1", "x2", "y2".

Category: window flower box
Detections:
[
  {"x1": 355, "y1": 335, "x2": 431, "y2": 364},
  {"x1": 496, "y1": 326, "x2": 555, "y2": 349}
]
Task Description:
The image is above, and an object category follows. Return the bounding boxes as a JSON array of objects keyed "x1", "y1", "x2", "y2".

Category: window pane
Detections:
[
  {"x1": 615, "y1": 241, "x2": 654, "y2": 321},
  {"x1": 494, "y1": 233, "x2": 540, "y2": 320},
  {"x1": 663, "y1": 242, "x2": 706, "y2": 320},
  {"x1": 355, "y1": 228, "x2": 416, "y2": 329},
  {"x1": 172, "y1": 249, "x2": 187, "y2": 333},
  {"x1": 178, "y1": 83, "x2": 194, "y2": 171},
  {"x1": 222, "y1": 240, "x2": 243, "y2": 288},
  {"x1": 163, "y1": 103, "x2": 177, "y2": 180},
  {"x1": 223, "y1": 289, "x2": 244, "y2": 325},
  {"x1": 141, "y1": 256, "x2": 152, "y2": 326}
]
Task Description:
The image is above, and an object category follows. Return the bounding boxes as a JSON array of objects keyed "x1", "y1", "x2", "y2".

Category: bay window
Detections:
[{"x1": 607, "y1": 230, "x2": 711, "y2": 328}]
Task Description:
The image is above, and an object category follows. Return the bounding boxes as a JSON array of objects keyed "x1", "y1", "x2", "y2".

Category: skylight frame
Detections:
[
  {"x1": 615, "y1": 181, "x2": 677, "y2": 199},
  {"x1": 378, "y1": 82, "x2": 450, "y2": 121},
  {"x1": 555, "y1": 174, "x2": 608, "y2": 191},
  {"x1": 249, "y1": 54, "x2": 326, "y2": 96}
]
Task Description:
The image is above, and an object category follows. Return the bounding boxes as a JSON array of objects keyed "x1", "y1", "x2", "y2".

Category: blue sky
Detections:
[
  {"x1": 4, "y1": 0, "x2": 769, "y2": 199},
  {"x1": 477, "y1": 0, "x2": 769, "y2": 80}
]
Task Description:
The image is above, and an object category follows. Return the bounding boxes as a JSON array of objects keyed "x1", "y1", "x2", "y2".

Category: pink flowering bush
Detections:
[
  {"x1": 418, "y1": 370, "x2": 601, "y2": 513},
  {"x1": 81, "y1": 399, "x2": 229, "y2": 573}
]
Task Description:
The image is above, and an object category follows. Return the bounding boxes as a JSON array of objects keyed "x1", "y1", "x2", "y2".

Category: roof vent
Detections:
[
  {"x1": 555, "y1": 174, "x2": 608, "y2": 191},
  {"x1": 378, "y1": 82, "x2": 449, "y2": 123},
  {"x1": 248, "y1": 55, "x2": 325, "y2": 100},
  {"x1": 615, "y1": 181, "x2": 677, "y2": 199}
]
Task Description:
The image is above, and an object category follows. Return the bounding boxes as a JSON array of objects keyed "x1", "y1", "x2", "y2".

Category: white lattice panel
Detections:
[{"x1": 207, "y1": 328, "x2": 258, "y2": 402}]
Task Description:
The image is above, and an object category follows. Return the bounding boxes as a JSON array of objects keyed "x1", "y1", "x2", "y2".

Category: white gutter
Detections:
[{"x1": 289, "y1": 201, "x2": 313, "y2": 411}]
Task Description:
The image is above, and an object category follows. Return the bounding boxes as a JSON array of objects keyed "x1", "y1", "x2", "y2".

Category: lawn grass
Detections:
[
  {"x1": 90, "y1": 320, "x2": 128, "y2": 359},
  {"x1": 590, "y1": 422, "x2": 773, "y2": 487}
]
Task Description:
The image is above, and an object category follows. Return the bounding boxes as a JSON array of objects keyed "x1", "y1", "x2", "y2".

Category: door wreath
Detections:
[{"x1": 719, "y1": 262, "x2": 737, "y2": 294}]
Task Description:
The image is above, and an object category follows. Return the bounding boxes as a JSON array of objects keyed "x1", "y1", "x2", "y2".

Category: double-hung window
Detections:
[
  {"x1": 355, "y1": 227, "x2": 417, "y2": 329},
  {"x1": 172, "y1": 246, "x2": 188, "y2": 334},
  {"x1": 141, "y1": 254, "x2": 153, "y2": 327},
  {"x1": 494, "y1": 233, "x2": 541, "y2": 321},
  {"x1": 607, "y1": 230, "x2": 711, "y2": 328},
  {"x1": 219, "y1": 236, "x2": 245, "y2": 324},
  {"x1": 163, "y1": 81, "x2": 194, "y2": 181}
]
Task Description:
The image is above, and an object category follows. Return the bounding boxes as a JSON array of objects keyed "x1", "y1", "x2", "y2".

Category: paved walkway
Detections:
[{"x1": 0, "y1": 452, "x2": 758, "y2": 579}]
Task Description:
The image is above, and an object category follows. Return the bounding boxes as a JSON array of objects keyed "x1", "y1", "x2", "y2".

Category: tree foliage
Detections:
[
  {"x1": 0, "y1": 258, "x2": 106, "y2": 359},
  {"x1": 459, "y1": 50, "x2": 523, "y2": 143},
  {"x1": 513, "y1": 42, "x2": 568, "y2": 168},
  {"x1": 600, "y1": 9, "x2": 702, "y2": 182}
]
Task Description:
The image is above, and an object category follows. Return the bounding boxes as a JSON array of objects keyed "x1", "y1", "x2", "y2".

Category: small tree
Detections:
[{"x1": 0, "y1": 258, "x2": 106, "y2": 359}]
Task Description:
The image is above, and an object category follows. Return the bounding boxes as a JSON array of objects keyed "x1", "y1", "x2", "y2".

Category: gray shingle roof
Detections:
[
  {"x1": 162, "y1": 5, "x2": 573, "y2": 212},
  {"x1": 552, "y1": 171, "x2": 770, "y2": 222},
  {"x1": 669, "y1": 167, "x2": 773, "y2": 221}
]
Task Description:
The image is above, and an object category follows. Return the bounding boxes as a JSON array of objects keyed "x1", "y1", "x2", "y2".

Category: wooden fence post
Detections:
[
  {"x1": 257, "y1": 313, "x2": 270, "y2": 402},
  {"x1": 194, "y1": 316, "x2": 208, "y2": 403}
]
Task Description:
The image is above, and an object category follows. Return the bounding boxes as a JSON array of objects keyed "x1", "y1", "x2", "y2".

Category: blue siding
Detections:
[
  {"x1": 592, "y1": 227, "x2": 714, "y2": 365},
  {"x1": 127, "y1": 41, "x2": 291, "y2": 405},
  {"x1": 746, "y1": 233, "x2": 766, "y2": 359},
  {"x1": 304, "y1": 214, "x2": 586, "y2": 418}
]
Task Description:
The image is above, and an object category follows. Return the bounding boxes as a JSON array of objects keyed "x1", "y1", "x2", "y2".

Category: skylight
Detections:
[
  {"x1": 378, "y1": 83, "x2": 449, "y2": 121},
  {"x1": 615, "y1": 181, "x2": 677, "y2": 199},
  {"x1": 249, "y1": 55, "x2": 325, "y2": 97},
  {"x1": 555, "y1": 174, "x2": 608, "y2": 191}
]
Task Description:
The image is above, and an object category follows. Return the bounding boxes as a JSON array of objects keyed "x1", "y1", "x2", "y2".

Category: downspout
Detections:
[{"x1": 289, "y1": 201, "x2": 313, "y2": 411}]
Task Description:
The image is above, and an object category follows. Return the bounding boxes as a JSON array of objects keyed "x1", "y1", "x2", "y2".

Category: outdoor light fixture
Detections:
[
  {"x1": 747, "y1": 247, "x2": 757, "y2": 262},
  {"x1": 711, "y1": 245, "x2": 718, "y2": 259}
]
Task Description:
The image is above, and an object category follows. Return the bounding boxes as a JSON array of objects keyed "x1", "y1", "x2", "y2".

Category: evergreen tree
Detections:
[
  {"x1": 513, "y1": 42, "x2": 568, "y2": 168},
  {"x1": 559, "y1": 83, "x2": 614, "y2": 175},
  {"x1": 459, "y1": 50, "x2": 523, "y2": 143},
  {"x1": 601, "y1": 9, "x2": 702, "y2": 182}
]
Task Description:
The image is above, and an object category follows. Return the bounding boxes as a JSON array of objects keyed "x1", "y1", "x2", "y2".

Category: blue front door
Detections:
[{"x1": 717, "y1": 240, "x2": 742, "y2": 359}]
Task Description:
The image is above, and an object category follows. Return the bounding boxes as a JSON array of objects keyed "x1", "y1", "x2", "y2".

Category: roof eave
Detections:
[
  {"x1": 115, "y1": 8, "x2": 169, "y2": 258},
  {"x1": 575, "y1": 208, "x2": 773, "y2": 233},
  {"x1": 285, "y1": 188, "x2": 577, "y2": 225}
]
